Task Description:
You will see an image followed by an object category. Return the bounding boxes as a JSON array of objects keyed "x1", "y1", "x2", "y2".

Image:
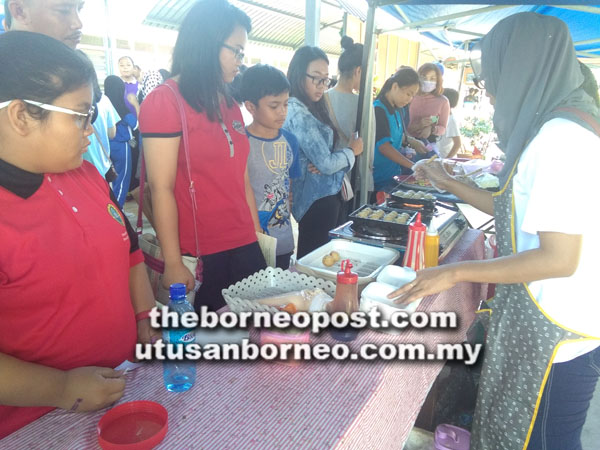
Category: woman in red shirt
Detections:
[
  {"x1": 140, "y1": 0, "x2": 266, "y2": 312},
  {"x1": 0, "y1": 31, "x2": 158, "y2": 439}
]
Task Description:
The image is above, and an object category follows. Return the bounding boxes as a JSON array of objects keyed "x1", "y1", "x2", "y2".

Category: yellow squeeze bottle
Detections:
[{"x1": 424, "y1": 223, "x2": 440, "y2": 268}]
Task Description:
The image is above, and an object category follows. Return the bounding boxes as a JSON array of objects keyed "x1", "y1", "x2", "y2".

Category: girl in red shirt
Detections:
[
  {"x1": 0, "y1": 31, "x2": 158, "y2": 439},
  {"x1": 140, "y1": 0, "x2": 266, "y2": 312}
]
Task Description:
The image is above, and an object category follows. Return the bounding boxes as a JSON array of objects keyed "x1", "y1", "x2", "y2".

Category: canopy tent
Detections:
[
  {"x1": 353, "y1": 2, "x2": 600, "y2": 206},
  {"x1": 378, "y1": 3, "x2": 600, "y2": 60}
]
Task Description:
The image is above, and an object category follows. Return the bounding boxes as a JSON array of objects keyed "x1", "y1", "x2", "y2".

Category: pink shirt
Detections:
[{"x1": 408, "y1": 94, "x2": 450, "y2": 137}]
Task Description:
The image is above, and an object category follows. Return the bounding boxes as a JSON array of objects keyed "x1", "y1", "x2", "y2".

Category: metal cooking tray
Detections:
[
  {"x1": 349, "y1": 205, "x2": 417, "y2": 237},
  {"x1": 387, "y1": 189, "x2": 436, "y2": 211}
]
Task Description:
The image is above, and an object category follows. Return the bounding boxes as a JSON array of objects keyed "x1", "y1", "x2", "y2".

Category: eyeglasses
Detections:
[
  {"x1": 469, "y1": 41, "x2": 484, "y2": 90},
  {"x1": 473, "y1": 77, "x2": 486, "y2": 90},
  {"x1": 222, "y1": 43, "x2": 245, "y2": 61},
  {"x1": 0, "y1": 99, "x2": 94, "y2": 130},
  {"x1": 305, "y1": 74, "x2": 332, "y2": 88}
]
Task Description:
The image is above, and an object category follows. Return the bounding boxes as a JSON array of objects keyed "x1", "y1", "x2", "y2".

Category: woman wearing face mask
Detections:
[
  {"x1": 407, "y1": 63, "x2": 450, "y2": 147},
  {"x1": 0, "y1": 32, "x2": 158, "y2": 438},
  {"x1": 284, "y1": 46, "x2": 363, "y2": 258},
  {"x1": 372, "y1": 68, "x2": 426, "y2": 192},
  {"x1": 390, "y1": 13, "x2": 600, "y2": 449},
  {"x1": 140, "y1": 0, "x2": 266, "y2": 312}
]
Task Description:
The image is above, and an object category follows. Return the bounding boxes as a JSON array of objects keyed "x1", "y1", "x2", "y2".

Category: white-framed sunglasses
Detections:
[{"x1": 0, "y1": 99, "x2": 95, "y2": 130}]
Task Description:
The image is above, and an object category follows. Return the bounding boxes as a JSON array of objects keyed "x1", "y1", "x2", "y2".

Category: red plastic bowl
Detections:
[{"x1": 97, "y1": 401, "x2": 168, "y2": 450}]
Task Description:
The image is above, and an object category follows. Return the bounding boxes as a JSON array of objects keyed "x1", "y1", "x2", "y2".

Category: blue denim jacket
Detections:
[{"x1": 284, "y1": 97, "x2": 355, "y2": 221}]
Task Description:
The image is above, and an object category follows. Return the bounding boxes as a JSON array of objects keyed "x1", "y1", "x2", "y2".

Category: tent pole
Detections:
[
  {"x1": 355, "y1": 0, "x2": 377, "y2": 207},
  {"x1": 103, "y1": 0, "x2": 114, "y2": 76},
  {"x1": 305, "y1": 0, "x2": 321, "y2": 47}
]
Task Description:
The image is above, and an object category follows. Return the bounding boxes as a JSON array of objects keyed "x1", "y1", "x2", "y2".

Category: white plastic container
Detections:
[
  {"x1": 294, "y1": 240, "x2": 400, "y2": 287},
  {"x1": 360, "y1": 265, "x2": 423, "y2": 332}
]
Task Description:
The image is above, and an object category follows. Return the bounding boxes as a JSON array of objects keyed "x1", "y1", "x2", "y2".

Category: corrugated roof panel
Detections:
[{"x1": 143, "y1": 0, "x2": 348, "y2": 55}]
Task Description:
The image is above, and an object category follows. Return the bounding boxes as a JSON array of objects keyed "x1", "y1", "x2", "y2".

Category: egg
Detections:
[
  {"x1": 330, "y1": 251, "x2": 341, "y2": 263},
  {"x1": 322, "y1": 255, "x2": 335, "y2": 267}
]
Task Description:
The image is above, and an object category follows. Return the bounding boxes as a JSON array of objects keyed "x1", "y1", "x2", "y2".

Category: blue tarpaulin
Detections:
[{"x1": 376, "y1": 3, "x2": 600, "y2": 59}]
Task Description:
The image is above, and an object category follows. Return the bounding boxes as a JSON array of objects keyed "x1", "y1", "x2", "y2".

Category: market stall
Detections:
[{"x1": 1, "y1": 231, "x2": 486, "y2": 449}]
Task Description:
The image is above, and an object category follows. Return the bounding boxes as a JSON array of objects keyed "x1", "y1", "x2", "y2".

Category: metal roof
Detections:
[{"x1": 143, "y1": 0, "x2": 352, "y2": 55}]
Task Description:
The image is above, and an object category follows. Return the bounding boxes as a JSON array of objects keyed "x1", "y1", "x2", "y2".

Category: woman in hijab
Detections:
[
  {"x1": 104, "y1": 75, "x2": 139, "y2": 207},
  {"x1": 389, "y1": 13, "x2": 600, "y2": 450}
]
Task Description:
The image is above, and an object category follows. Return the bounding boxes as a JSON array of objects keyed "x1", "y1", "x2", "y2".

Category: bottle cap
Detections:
[
  {"x1": 410, "y1": 212, "x2": 427, "y2": 232},
  {"x1": 169, "y1": 283, "x2": 187, "y2": 301},
  {"x1": 426, "y1": 223, "x2": 439, "y2": 236},
  {"x1": 337, "y1": 259, "x2": 358, "y2": 284}
]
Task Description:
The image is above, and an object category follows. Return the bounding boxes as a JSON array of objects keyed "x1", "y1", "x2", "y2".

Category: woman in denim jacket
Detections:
[{"x1": 284, "y1": 46, "x2": 363, "y2": 258}]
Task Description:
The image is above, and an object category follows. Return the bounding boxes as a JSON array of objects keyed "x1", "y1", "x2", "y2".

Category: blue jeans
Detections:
[{"x1": 528, "y1": 345, "x2": 600, "y2": 449}]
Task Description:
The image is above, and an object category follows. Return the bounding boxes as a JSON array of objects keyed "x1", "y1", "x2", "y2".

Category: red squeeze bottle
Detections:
[
  {"x1": 328, "y1": 260, "x2": 359, "y2": 342},
  {"x1": 403, "y1": 212, "x2": 426, "y2": 271}
]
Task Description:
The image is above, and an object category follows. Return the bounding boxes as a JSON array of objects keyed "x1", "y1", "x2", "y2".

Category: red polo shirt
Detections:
[
  {"x1": 0, "y1": 161, "x2": 141, "y2": 439},
  {"x1": 139, "y1": 80, "x2": 257, "y2": 256}
]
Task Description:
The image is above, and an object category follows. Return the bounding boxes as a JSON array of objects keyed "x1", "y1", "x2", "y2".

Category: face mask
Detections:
[{"x1": 421, "y1": 80, "x2": 436, "y2": 93}]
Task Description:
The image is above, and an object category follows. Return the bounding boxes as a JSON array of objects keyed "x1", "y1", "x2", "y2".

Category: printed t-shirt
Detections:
[
  {"x1": 513, "y1": 118, "x2": 600, "y2": 363},
  {"x1": 139, "y1": 80, "x2": 257, "y2": 256},
  {"x1": 0, "y1": 161, "x2": 141, "y2": 438},
  {"x1": 246, "y1": 129, "x2": 301, "y2": 255}
]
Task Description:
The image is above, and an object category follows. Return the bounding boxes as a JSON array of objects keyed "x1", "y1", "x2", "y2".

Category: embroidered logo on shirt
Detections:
[
  {"x1": 232, "y1": 120, "x2": 245, "y2": 135},
  {"x1": 107, "y1": 203, "x2": 125, "y2": 227}
]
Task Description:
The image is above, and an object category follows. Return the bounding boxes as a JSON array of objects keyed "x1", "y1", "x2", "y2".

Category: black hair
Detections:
[
  {"x1": 158, "y1": 68, "x2": 171, "y2": 80},
  {"x1": 104, "y1": 75, "x2": 130, "y2": 119},
  {"x1": 118, "y1": 56, "x2": 135, "y2": 65},
  {"x1": 229, "y1": 64, "x2": 248, "y2": 104},
  {"x1": 287, "y1": 45, "x2": 338, "y2": 146},
  {"x1": 3, "y1": 0, "x2": 11, "y2": 29},
  {"x1": 338, "y1": 36, "x2": 363, "y2": 79},
  {"x1": 241, "y1": 64, "x2": 290, "y2": 105},
  {"x1": 376, "y1": 67, "x2": 419, "y2": 102},
  {"x1": 76, "y1": 50, "x2": 102, "y2": 104},
  {"x1": 172, "y1": 0, "x2": 251, "y2": 121},
  {"x1": 0, "y1": 31, "x2": 95, "y2": 121},
  {"x1": 579, "y1": 62, "x2": 600, "y2": 108},
  {"x1": 443, "y1": 88, "x2": 459, "y2": 108},
  {"x1": 418, "y1": 62, "x2": 444, "y2": 96}
]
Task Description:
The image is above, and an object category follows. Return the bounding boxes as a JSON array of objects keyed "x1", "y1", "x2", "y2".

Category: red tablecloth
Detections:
[{"x1": 2, "y1": 230, "x2": 486, "y2": 450}]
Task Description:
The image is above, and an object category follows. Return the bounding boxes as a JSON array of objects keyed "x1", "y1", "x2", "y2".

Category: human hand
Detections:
[
  {"x1": 414, "y1": 160, "x2": 453, "y2": 190},
  {"x1": 349, "y1": 135, "x2": 364, "y2": 156},
  {"x1": 162, "y1": 261, "x2": 195, "y2": 293},
  {"x1": 411, "y1": 139, "x2": 428, "y2": 155},
  {"x1": 58, "y1": 367, "x2": 126, "y2": 412},
  {"x1": 420, "y1": 116, "x2": 433, "y2": 128},
  {"x1": 387, "y1": 266, "x2": 458, "y2": 305},
  {"x1": 136, "y1": 318, "x2": 161, "y2": 346},
  {"x1": 307, "y1": 163, "x2": 321, "y2": 175}
]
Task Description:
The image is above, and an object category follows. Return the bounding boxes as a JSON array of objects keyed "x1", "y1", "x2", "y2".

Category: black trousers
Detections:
[
  {"x1": 297, "y1": 194, "x2": 341, "y2": 259},
  {"x1": 194, "y1": 241, "x2": 266, "y2": 312}
]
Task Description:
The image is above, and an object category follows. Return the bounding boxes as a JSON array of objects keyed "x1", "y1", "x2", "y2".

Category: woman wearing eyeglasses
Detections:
[
  {"x1": 0, "y1": 31, "x2": 158, "y2": 438},
  {"x1": 140, "y1": 0, "x2": 265, "y2": 312},
  {"x1": 389, "y1": 13, "x2": 600, "y2": 449},
  {"x1": 284, "y1": 46, "x2": 363, "y2": 258}
]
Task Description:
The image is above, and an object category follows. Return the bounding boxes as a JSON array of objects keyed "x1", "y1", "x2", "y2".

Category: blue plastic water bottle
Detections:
[{"x1": 163, "y1": 283, "x2": 196, "y2": 392}]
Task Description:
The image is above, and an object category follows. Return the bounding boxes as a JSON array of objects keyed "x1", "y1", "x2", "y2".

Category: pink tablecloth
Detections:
[{"x1": 2, "y1": 230, "x2": 486, "y2": 450}]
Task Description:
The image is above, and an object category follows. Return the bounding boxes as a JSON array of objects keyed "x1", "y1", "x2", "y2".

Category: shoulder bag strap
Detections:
[
  {"x1": 137, "y1": 82, "x2": 201, "y2": 260},
  {"x1": 92, "y1": 126, "x2": 111, "y2": 161},
  {"x1": 554, "y1": 106, "x2": 600, "y2": 137}
]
